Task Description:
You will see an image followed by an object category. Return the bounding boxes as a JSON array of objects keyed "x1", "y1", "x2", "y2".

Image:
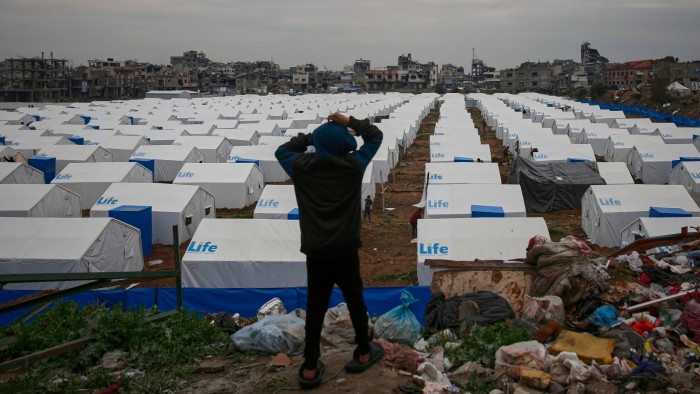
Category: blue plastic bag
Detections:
[
  {"x1": 587, "y1": 305, "x2": 620, "y2": 328},
  {"x1": 373, "y1": 290, "x2": 421, "y2": 345}
]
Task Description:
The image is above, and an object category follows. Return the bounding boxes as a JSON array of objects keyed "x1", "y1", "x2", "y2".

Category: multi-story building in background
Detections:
[
  {"x1": 0, "y1": 53, "x2": 72, "y2": 102},
  {"x1": 500, "y1": 61, "x2": 553, "y2": 94},
  {"x1": 439, "y1": 64, "x2": 466, "y2": 91},
  {"x1": 603, "y1": 60, "x2": 654, "y2": 90},
  {"x1": 362, "y1": 54, "x2": 438, "y2": 92},
  {"x1": 654, "y1": 60, "x2": 700, "y2": 93},
  {"x1": 579, "y1": 41, "x2": 609, "y2": 87}
]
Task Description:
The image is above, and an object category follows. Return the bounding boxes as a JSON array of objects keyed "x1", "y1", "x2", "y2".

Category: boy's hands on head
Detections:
[{"x1": 327, "y1": 112, "x2": 350, "y2": 126}]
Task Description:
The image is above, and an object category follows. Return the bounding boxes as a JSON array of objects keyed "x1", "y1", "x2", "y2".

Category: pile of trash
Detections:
[{"x1": 209, "y1": 235, "x2": 700, "y2": 392}]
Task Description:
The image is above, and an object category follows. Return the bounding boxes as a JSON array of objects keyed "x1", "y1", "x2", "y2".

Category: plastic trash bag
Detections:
[
  {"x1": 230, "y1": 315, "x2": 305, "y2": 355},
  {"x1": 522, "y1": 295, "x2": 565, "y2": 324},
  {"x1": 495, "y1": 340, "x2": 549, "y2": 378},
  {"x1": 587, "y1": 305, "x2": 620, "y2": 328},
  {"x1": 374, "y1": 290, "x2": 421, "y2": 345}
]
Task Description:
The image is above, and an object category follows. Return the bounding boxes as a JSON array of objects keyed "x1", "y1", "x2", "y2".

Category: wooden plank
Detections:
[
  {"x1": 425, "y1": 259, "x2": 533, "y2": 271},
  {"x1": 0, "y1": 337, "x2": 92, "y2": 372}
]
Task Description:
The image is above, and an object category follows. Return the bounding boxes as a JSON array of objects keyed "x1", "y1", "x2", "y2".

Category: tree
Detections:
[
  {"x1": 434, "y1": 83, "x2": 446, "y2": 94},
  {"x1": 650, "y1": 76, "x2": 670, "y2": 103},
  {"x1": 660, "y1": 56, "x2": 679, "y2": 63}
]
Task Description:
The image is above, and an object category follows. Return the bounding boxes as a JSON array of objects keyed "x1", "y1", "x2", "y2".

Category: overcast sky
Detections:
[{"x1": 1, "y1": 0, "x2": 698, "y2": 71}]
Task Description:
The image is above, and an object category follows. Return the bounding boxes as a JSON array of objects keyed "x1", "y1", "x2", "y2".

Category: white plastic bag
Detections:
[
  {"x1": 522, "y1": 295, "x2": 565, "y2": 324},
  {"x1": 231, "y1": 315, "x2": 305, "y2": 355},
  {"x1": 495, "y1": 340, "x2": 549, "y2": 378}
]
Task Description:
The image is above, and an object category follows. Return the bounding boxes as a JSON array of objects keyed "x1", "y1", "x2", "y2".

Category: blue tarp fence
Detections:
[
  {"x1": 0, "y1": 286, "x2": 432, "y2": 327},
  {"x1": 577, "y1": 100, "x2": 700, "y2": 128}
]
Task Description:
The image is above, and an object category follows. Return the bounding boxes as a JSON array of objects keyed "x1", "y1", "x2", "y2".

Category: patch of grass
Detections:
[
  {"x1": 0, "y1": 302, "x2": 229, "y2": 393},
  {"x1": 374, "y1": 270, "x2": 416, "y2": 282},
  {"x1": 452, "y1": 371, "x2": 498, "y2": 394},
  {"x1": 429, "y1": 322, "x2": 529, "y2": 369}
]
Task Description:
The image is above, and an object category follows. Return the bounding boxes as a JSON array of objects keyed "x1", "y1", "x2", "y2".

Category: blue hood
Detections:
[{"x1": 311, "y1": 122, "x2": 357, "y2": 158}]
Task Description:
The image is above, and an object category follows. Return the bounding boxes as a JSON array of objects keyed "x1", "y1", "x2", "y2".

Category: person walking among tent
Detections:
[
  {"x1": 364, "y1": 195, "x2": 373, "y2": 222},
  {"x1": 410, "y1": 207, "x2": 423, "y2": 238},
  {"x1": 276, "y1": 112, "x2": 384, "y2": 390}
]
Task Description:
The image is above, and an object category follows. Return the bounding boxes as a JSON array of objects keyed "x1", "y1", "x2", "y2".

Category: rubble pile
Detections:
[{"x1": 218, "y1": 236, "x2": 700, "y2": 392}]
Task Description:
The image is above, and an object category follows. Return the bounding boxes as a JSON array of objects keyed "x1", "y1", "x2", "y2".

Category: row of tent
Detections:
[
  {"x1": 470, "y1": 92, "x2": 700, "y2": 248},
  {"x1": 0, "y1": 93, "x2": 435, "y2": 289}
]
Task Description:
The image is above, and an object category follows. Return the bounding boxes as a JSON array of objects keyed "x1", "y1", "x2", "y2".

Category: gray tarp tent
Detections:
[{"x1": 508, "y1": 157, "x2": 606, "y2": 212}]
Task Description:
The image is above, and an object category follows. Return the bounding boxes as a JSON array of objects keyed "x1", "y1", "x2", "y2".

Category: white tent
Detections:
[
  {"x1": 51, "y1": 162, "x2": 153, "y2": 209},
  {"x1": 171, "y1": 136, "x2": 233, "y2": 163},
  {"x1": 576, "y1": 127, "x2": 628, "y2": 156},
  {"x1": 227, "y1": 145, "x2": 289, "y2": 183},
  {"x1": 430, "y1": 145, "x2": 492, "y2": 163},
  {"x1": 620, "y1": 217, "x2": 700, "y2": 247},
  {"x1": 424, "y1": 184, "x2": 526, "y2": 219},
  {"x1": 0, "y1": 162, "x2": 44, "y2": 184},
  {"x1": 653, "y1": 127, "x2": 700, "y2": 144},
  {"x1": 429, "y1": 135, "x2": 482, "y2": 148},
  {"x1": 182, "y1": 218, "x2": 306, "y2": 288},
  {"x1": 173, "y1": 163, "x2": 264, "y2": 209},
  {"x1": 130, "y1": 145, "x2": 205, "y2": 182},
  {"x1": 625, "y1": 144, "x2": 700, "y2": 184},
  {"x1": 581, "y1": 184, "x2": 700, "y2": 247},
  {"x1": 667, "y1": 81, "x2": 692, "y2": 97},
  {"x1": 596, "y1": 162, "x2": 634, "y2": 185},
  {"x1": 0, "y1": 184, "x2": 80, "y2": 217},
  {"x1": 212, "y1": 128, "x2": 260, "y2": 146},
  {"x1": 424, "y1": 162, "x2": 501, "y2": 185},
  {"x1": 0, "y1": 146, "x2": 26, "y2": 163},
  {"x1": 85, "y1": 135, "x2": 151, "y2": 162},
  {"x1": 35, "y1": 145, "x2": 116, "y2": 173},
  {"x1": 518, "y1": 135, "x2": 572, "y2": 158},
  {"x1": 0, "y1": 217, "x2": 144, "y2": 290},
  {"x1": 529, "y1": 144, "x2": 596, "y2": 163},
  {"x1": 416, "y1": 217, "x2": 549, "y2": 285},
  {"x1": 6, "y1": 135, "x2": 74, "y2": 157},
  {"x1": 253, "y1": 185, "x2": 298, "y2": 219},
  {"x1": 603, "y1": 135, "x2": 664, "y2": 162},
  {"x1": 669, "y1": 161, "x2": 700, "y2": 193},
  {"x1": 90, "y1": 183, "x2": 215, "y2": 245}
]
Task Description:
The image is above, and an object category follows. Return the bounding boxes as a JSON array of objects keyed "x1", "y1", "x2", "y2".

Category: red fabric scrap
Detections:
[
  {"x1": 627, "y1": 320, "x2": 656, "y2": 336},
  {"x1": 637, "y1": 273, "x2": 652, "y2": 285},
  {"x1": 681, "y1": 312, "x2": 700, "y2": 342}
]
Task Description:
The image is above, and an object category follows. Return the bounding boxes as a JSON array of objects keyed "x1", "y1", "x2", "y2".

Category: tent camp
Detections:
[
  {"x1": 508, "y1": 158, "x2": 606, "y2": 212},
  {"x1": 227, "y1": 145, "x2": 289, "y2": 183},
  {"x1": 90, "y1": 183, "x2": 215, "y2": 245},
  {"x1": 0, "y1": 162, "x2": 44, "y2": 184},
  {"x1": 0, "y1": 184, "x2": 80, "y2": 217},
  {"x1": 130, "y1": 145, "x2": 205, "y2": 182},
  {"x1": 172, "y1": 163, "x2": 264, "y2": 209},
  {"x1": 0, "y1": 217, "x2": 144, "y2": 290},
  {"x1": 171, "y1": 136, "x2": 233, "y2": 163},
  {"x1": 35, "y1": 145, "x2": 116, "y2": 173},
  {"x1": 528, "y1": 144, "x2": 596, "y2": 163},
  {"x1": 181, "y1": 218, "x2": 306, "y2": 288},
  {"x1": 425, "y1": 162, "x2": 501, "y2": 185},
  {"x1": 576, "y1": 127, "x2": 628, "y2": 156},
  {"x1": 596, "y1": 162, "x2": 635, "y2": 184},
  {"x1": 625, "y1": 144, "x2": 700, "y2": 184},
  {"x1": 581, "y1": 184, "x2": 700, "y2": 247},
  {"x1": 51, "y1": 162, "x2": 153, "y2": 209},
  {"x1": 253, "y1": 185, "x2": 298, "y2": 219},
  {"x1": 620, "y1": 217, "x2": 700, "y2": 247},
  {"x1": 669, "y1": 161, "x2": 700, "y2": 193},
  {"x1": 416, "y1": 217, "x2": 549, "y2": 286},
  {"x1": 424, "y1": 184, "x2": 526, "y2": 219}
]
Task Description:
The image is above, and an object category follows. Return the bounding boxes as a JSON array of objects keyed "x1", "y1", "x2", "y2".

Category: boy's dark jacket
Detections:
[{"x1": 275, "y1": 117, "x2": 383, "y2": 255}]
